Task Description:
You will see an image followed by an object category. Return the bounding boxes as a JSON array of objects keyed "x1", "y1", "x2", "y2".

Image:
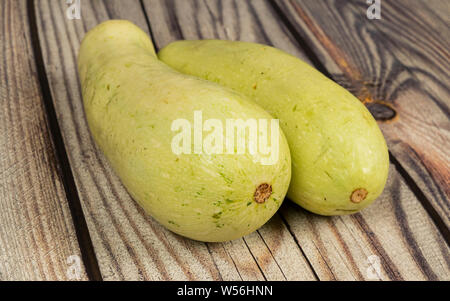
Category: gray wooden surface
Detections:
[{"x1": 0, "y1": 0, "x2": 87, "y2": 280}]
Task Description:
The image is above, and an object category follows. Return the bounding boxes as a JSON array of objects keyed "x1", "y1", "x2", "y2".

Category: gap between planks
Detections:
[{"x1": 27, "y1": 0, "x2": 102, "y2": 281}]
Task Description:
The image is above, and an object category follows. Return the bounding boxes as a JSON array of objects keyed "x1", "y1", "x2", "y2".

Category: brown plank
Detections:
[
  {"x1": 143, "y1": 0, "x2": 450, "y2": 280},
  {"x1": 0, "y1": 0, "x2": 87, "y2": 280},
  {"x1": 274, "y1": 0, "x2": 450, "y2": 231},
  {"x1": 34, "y1": 0, "x2": 316, "y2": 280}
]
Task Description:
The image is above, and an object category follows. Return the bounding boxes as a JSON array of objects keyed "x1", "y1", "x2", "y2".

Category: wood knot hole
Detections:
[{"x1": 366, "y1": 101, "x2": 397, "y2": 122}]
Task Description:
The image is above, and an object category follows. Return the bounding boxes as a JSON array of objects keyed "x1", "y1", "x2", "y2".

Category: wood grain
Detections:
[
  {"x1": 142, "y1": 0, "x2": 450, "y2": 280},
  {"x1": 273, "y1": 0, "x2": 450, "y2": 231},
  {"x1": 0, "y1": 0, "x2": 87, "y2": 280},
  {"x1": 34, "y1": 0, "x2": 316, "y2": 280}
]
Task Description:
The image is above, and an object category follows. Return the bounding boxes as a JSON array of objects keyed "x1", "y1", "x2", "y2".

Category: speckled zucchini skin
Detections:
[
  {"x1": 159, "y1": 40, "x2": 389, "y2": 215},
  {"x1": 78, "y1": 21, "x2": 291, "y2": 242}
]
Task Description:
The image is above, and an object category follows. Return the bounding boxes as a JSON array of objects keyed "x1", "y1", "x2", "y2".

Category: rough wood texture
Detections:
[
  {"x1": 274, "y1": 0, "x2": 450, "y2": 231},
  {"x1": 0, "y1": 0, "x2": 87, "y2": 280},
  {"x1": 34, "y1": 0, "x2": 316, "y2": 281},
  {"x1": 143, "y1": 0, "x2": 450, "y2": 280}
]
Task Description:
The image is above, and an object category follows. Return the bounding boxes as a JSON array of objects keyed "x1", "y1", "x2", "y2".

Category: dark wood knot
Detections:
[{"x1": 366, "y1": 101, "x2": 397, "y2": 122}]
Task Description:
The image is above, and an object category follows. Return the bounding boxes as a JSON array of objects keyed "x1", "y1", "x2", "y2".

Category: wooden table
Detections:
[{"x1": 1, "y1": 0, "x2": 449, "y2": 281}]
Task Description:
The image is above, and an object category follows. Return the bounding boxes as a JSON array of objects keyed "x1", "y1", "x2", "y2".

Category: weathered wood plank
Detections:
[
  {"x1": 143, "y1": 0, "x2": 450, "y2": 280},
  {"x1": 282, "y1": 164, "x2": 450, "y2": 280},
  {"x1": 274, "y1": 0, "x2": 450, "y2": 231},
  {"x1": 34, "y1": 0, "x2": 316, "y2": 280},
  {"x1": 0, "y1": 0, "x2": 87, "y2": 280}
]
